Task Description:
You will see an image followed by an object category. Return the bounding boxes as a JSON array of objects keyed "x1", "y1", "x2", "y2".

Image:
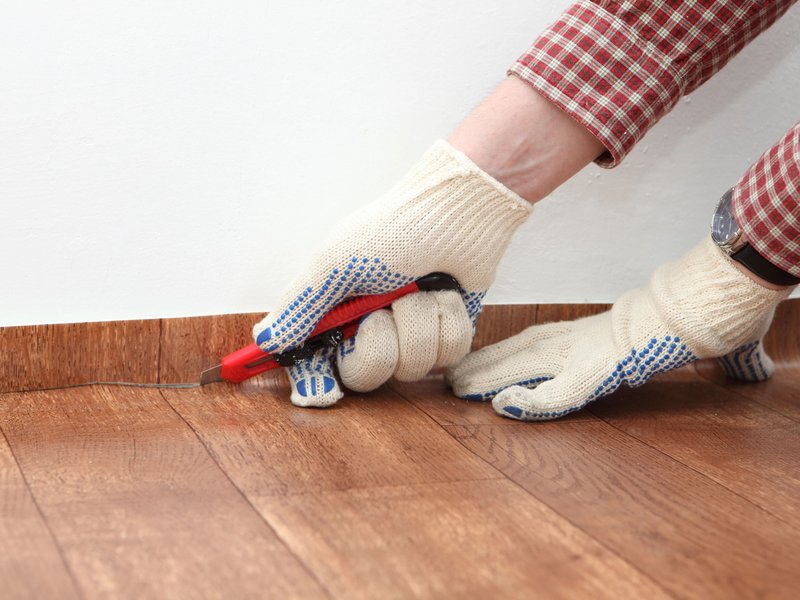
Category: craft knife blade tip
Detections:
[{"x1": 199, "y1": 364, "x2": 224, "y2": 386}]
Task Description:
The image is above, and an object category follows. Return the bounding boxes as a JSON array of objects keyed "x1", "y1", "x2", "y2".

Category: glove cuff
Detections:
[
  {"x1": 649, "y1": 237, "x2": 793, "y2": 357},
  {"x1": 422, "y1": 140, "x2": 532, "y2": 214}
]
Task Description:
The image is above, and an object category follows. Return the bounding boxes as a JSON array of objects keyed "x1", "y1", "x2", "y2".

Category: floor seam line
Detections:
[
  {"x1": 248, "y1": 473, "x2": 510, "y2": 501},
  {"x1": 0, "y1": 425, "x2": 88, "y2": 600},
  {"x1": 388, "y1": 385, "x2": 530, "y2": 489},
  {"x1": 388, "y1": 383, "x2": 674, "y2": 598},
  {"x1": 588, "y1": 407, "x2": 800, "y2": 533},
  {"x1": 155, "y1": 388, "x2": 334, "y2": 599},
  {"x1": 400, "y1": 398, "x2": 675, "y2": 598}
]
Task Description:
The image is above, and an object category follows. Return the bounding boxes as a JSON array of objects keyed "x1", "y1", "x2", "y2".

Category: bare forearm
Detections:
[{"x1": 448, "y1": 76, "x2": 604, "y2": 204}]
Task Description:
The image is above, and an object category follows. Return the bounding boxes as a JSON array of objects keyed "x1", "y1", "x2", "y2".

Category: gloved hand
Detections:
[
  {"x1": 253, "y1": 141, "x2": 531, "y2": 407},
  {"x1": 447, "y1": 237, "x2": 794, "y2": 420}
]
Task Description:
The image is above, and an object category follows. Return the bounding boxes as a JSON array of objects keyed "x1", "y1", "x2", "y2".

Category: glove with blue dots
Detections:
[
  {"x1": 252, "y1": 140, "x2": 532, "y2": 407},
  {"x1": 447, "y1": 237, "x2": 794, "y2": 421}
]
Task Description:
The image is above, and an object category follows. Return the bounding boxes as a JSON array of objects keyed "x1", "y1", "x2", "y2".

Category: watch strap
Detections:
[{"x1": 731, "y1": 244, "x2": 800, "y2": 286}]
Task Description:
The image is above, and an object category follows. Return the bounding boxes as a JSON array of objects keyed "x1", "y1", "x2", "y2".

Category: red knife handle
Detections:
[
  {"x1": 219, "y1": 272, "x2": 460, "y2": 383},
  {"x1": 219, "y1": 343, "x2": 281, "y2": 383}
]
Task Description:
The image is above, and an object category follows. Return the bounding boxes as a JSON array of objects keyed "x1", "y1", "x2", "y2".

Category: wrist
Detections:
[
  {"x1": 647, "y1": 238, "x2": 792, "y2": 358},
  {"x1": 731, "y1": 250, "x2": 794, "y2": 291},
  {"x1": 447, "y1": 76, "x2": 604, "y2": 204},
  {"x1": 711, "y1": 188, "x2": 799, "y2": 288}
]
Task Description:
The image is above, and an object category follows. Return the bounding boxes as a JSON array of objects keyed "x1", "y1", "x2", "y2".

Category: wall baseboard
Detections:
[{"x1": 2, "y1": 301, "x2": 797, "y2": 394}]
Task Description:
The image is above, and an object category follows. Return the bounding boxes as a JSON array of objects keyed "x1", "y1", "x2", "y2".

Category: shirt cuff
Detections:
[
  {"x1": 509, "y1": 1, "x2": 683, "y2": 168},
  {"x1": 732, "y1": 123, "x2": 800, "y2": 279}
]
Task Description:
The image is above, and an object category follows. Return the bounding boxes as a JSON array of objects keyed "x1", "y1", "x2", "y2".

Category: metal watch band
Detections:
[{"x1": 731, "y1": 244, "x2": 800, "y2": 286}]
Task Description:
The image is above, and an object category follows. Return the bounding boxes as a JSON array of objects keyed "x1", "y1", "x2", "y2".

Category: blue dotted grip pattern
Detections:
[
  {"x1": 338, "y1": 337, "x2": 357, "y2": 360},
  {"x1": 718, "y1": 340, "x2": 769, "y2": 381},
  {"x1": 257, "y1": 257, "x2": 414, "y2": 353},
  {"x1": 257, "y1": 257, "x2": 486, "y2": 354}
]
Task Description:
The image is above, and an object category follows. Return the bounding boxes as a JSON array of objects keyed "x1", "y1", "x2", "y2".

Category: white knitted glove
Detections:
[
  {"x1": 253, "y1": 141, "x2": 531, "y2": 407},
  {"x1": 448, "y1": 237, "x2": 793, "y2": 420}
]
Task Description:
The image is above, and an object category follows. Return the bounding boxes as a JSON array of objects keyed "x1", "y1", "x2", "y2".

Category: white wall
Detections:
[{"x1": 2, "y1": 1, "x2": 798, "y2": 326}]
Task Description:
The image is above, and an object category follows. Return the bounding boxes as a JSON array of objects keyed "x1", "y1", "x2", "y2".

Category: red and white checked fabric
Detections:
[
  {"x1": 510, "y1": 1, "x2": 795, "y2": 167},
  {"x1": 510, "y1": 0, "x2": 799, "y2": 276},
  {"x1": 733, "y1": 123, "x2": 800, "y2": 277}
]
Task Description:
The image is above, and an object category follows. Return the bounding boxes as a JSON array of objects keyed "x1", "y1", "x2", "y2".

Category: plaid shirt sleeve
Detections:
[
  {"x1": 732, "y1": 123, "x2": 800, "y2": 278},
  {"x1": 510, "y1": 1, "x2": 797, "y2": 167},
  {"x1": 511, "y1": 1, "x2": 799, "y2": 276}
]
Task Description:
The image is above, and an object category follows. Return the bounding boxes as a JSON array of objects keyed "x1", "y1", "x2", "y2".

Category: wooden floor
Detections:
[{"x1": 1, "y1": 306, "x2": 799, "y2": 599}]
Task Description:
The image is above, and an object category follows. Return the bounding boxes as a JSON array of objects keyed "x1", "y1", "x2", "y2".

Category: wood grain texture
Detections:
[
  {"x1": 0, "y1": 386, "x2": 325, "y2": 599},
  {"x1": 695, "y1": 361, "x2": 800, "y2": 422},
  {"x1": 0, "y1": 429, "x2": 80, "y2": 600},
  {"x1": 158, "y1": 313, "x2": 261, "y2": 384},
  {"x1": 1, "y1": 300, "x2": 798, "y2": 599},
  {"x1": 471, "y1": 303, "x2": 610, "y2": 350},
  {"x1": 258, "y1": 479, "x2": 668, "y2": 600},
  {"x1": 164, "y1": 382, "x2": 667, "y2": 599},
  {"x1": 1, "y1": 300, "x2": 798, "y2": 598},
  {"x1": 763, "y1": 300, "x2": 800, "y2": 366},
  {"x1": 590, "y1": 370, "x2": 800, "y2": 530},
  {"x1": 0, "y1": 319, "x2": 160, "y2": 393},
  {"x1": 445, "y1": 417, "x2": 800, "y2": 599},
  {"x1": 161, "y1": 382, "x2": 500, "y2": 496}
]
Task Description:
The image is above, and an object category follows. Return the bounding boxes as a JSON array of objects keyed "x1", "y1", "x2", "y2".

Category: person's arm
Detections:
[
  {"x1": 731, "y1": 122, "x2": 800, "y2": 286},
  {"x1": 508, "y1": 1, "x2": 797, "y2": 168},
  {"x1": 448, "y1": 76, "x2": 604, "y2": 202},
  {"x1": 254, "y1": 1, "x2": 797, "y2": 407}
]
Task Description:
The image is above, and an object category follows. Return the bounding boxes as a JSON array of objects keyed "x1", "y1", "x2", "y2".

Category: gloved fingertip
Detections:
[
  {"x1": 292, "y1": 375, "x2": 338, "y2": 398},
  {"x1": 290, "y1": 376, "x2": 343, "y2": 408},
  {"x1": 491, "y1": 386, "x2": 543, "y2": 421},
  {"x1": 287, "y1": 345, "x2": 343, "y2": 408},
  {"x1": 502, "y1": 405, "x2": 524, "y2": 418}
]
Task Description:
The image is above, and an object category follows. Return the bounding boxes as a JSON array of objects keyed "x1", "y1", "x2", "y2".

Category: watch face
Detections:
[{"x1": 711, "y1": 189, "x2": 740, "y2": 246}]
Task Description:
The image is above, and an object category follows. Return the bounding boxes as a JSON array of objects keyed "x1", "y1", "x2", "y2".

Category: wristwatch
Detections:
[{"x1": 711, "y1": 188, "x2": 800, "y2": 286}]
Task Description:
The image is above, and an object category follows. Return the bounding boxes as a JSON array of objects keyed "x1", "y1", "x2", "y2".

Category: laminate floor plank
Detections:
[
  {"x1": 258, "y1": 479, "x2": 668, "y2": 600},
  {"x1": 0, "y1": 428, "x2": 81, "y2": 600},
  {"x1": 589, "y1": 370, "x2": 800, "y2": 530},
  {"x1": 446, "y1": 420, "x2": 800, "y2": 599},
  {"x1": 163, "y1": 383, "x2": 667, "y2": 598},
  {"x1": 161, "y1": 380, "x2": 501, "y2": 497},
  {"x1": 393, "y1": 372, "x2": 800, "y2": 598},
  {"x1": 0, "y1": 386, "x2": 325, "y2": 600}
]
